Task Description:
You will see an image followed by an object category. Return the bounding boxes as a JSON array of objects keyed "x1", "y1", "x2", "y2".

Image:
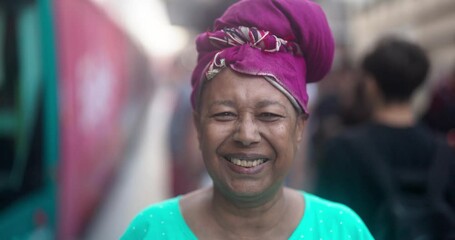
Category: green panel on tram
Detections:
[{"x1": 0, "y1": 0, "x2": 57, "y2": 238}]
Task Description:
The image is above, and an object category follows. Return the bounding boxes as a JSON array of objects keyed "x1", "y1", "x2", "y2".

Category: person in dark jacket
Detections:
[{"x1": 315, "y1": 37, "x2": 455, "y2": 240}]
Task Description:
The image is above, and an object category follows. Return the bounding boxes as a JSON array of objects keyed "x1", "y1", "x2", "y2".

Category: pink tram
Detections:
[{"x1": 0, "y1": 0, "x2": 153, "y2": 238}]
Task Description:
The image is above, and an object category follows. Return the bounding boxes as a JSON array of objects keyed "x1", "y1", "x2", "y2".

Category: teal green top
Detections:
[{"x1": 121, "y1": 192, "x2": 374, "y2": 239}]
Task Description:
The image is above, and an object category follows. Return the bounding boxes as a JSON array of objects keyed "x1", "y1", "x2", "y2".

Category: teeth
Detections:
[{"x1": 229, "y1": 158, "x2": 265, "y2": 168}]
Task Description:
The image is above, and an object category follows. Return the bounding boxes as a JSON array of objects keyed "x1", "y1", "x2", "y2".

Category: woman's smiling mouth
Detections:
[
  {"x1": 224, "y1": 155, "x2": 270, "y2": 169},
  {"x1": 228, "y1": 158, "x2": 266, "y2": 167}
]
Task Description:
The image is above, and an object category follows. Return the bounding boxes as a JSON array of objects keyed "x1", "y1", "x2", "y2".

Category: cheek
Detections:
[
  {"x1": 268, "y1": 122, "x2": 297, "y2": 142},
  {"x1": 265, "y1": 122, "x2": 299, "y2": 157},
  {"x1": 200, "y1": 123, "x2": 232, "y2": 153}
]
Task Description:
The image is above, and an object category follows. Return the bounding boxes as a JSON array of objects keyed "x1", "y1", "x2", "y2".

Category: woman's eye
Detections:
[
  {"x1": 258, "y1": 112, "x2": 283, "y2": 122},
  {"x1": 212, "y1": 112, "x2": 237, "y2": 121}
]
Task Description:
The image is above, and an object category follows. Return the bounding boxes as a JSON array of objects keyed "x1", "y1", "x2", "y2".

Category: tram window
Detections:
[{"x1": 0, "y1": 1, "x2": 44, "y2": 211}]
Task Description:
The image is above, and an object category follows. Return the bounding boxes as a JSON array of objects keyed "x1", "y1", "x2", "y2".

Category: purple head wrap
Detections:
[{"x1": 191, "y1": 0, "x2": 335, "y2": 114}]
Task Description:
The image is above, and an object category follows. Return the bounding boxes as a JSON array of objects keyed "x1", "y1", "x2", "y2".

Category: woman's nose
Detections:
[{"x1": 233, "y1": 117, "x2": 261, "y2": 146}]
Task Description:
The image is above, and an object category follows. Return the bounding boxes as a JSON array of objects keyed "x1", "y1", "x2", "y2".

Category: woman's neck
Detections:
[
  {"x1": 209, "y1": 186, "x2": 292, "y2": 238},
  {"x1": 373, "y1": 101, "x2": 415, "y2": 127}
]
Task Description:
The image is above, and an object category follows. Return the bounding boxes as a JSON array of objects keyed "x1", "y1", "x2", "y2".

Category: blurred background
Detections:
[{"x1": 0, "y1": 0, "x2": 453, "y2": 239}]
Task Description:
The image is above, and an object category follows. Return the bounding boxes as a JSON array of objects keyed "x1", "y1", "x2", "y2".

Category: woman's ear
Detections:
[
  {"x1": 192, "y1": 111, "x2": 202, "y2": 148},
  {"x1": 295, "y1": 115, "x2": 306, "y2": 143}
]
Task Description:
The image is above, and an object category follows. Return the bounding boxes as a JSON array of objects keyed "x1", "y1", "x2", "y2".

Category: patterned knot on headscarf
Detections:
[
  {"x1": 207, "y1": 26, "x2": 302, "y2": 55},
  {"x1": 205, "y1": 26, "x2": 303, "y2": 80}
]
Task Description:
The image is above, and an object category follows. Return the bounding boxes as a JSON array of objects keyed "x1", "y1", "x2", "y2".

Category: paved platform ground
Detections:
[{"x1": 84, "y1": 85, "x2": 175, "y2": 240}]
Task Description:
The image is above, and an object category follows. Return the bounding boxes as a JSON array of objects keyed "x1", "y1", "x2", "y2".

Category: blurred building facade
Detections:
[
  {"x1": 318, "y1": 0, "x2": 454, "y2": 116},
  {"x1": 348, "y1": 0, "x2": 455, "y2": 81},
  {"x1": 320, "y1": 0, "x2": 454, "y2": 77}
]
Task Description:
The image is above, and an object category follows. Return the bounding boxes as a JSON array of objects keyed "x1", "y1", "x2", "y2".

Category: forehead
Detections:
[{"x1": 200, "y1": 68, "x2": 293, "y2": 109}]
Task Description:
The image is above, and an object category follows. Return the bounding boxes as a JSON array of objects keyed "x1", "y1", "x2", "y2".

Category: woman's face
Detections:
[{"x1": 194, "y1": 68, "x2": 305, "y2": 198}]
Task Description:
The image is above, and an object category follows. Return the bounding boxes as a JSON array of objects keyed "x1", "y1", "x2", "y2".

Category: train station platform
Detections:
[{"x1": 83, "y1": 85, "x2": 175, "y2": 240}]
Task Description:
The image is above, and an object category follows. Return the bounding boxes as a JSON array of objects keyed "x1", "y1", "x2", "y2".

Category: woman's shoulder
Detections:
[
  {"x1": 144, "y1": 197, "x2": 180, "y2": 213},
  {"x1": 130, "y1": 197, "x2": 181, "y2": 224},
  {"x1": 120, "y1": 196, "x2": 193, "y2": 240},
  {"x1": 304, "y1": 192, "x2": 360, "y2": 216},
  {"x1": 295, "y1": 191, "x2": 374, "y2": 239}
]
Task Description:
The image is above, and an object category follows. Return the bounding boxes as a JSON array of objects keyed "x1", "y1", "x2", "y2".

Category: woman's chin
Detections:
[{"x1": 217, "y1": 179, "x2": 283, "y2": 202}]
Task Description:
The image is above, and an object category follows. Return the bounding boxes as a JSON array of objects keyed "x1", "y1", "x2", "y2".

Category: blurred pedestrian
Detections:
[
  {"x1": 422, "y1": 67, "x2": 455, "y2": 149},
  {"x1": 315, "y1": 37, "x2": 455, "y2": 240},
  {"x1": 167, "y1": 56, "x2": 208, "y2": 196}
]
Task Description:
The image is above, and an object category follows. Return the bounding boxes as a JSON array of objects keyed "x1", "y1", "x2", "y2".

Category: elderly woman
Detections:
[{"x1": 122, "y1": 0, "x2": 373, "y2": 239}]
